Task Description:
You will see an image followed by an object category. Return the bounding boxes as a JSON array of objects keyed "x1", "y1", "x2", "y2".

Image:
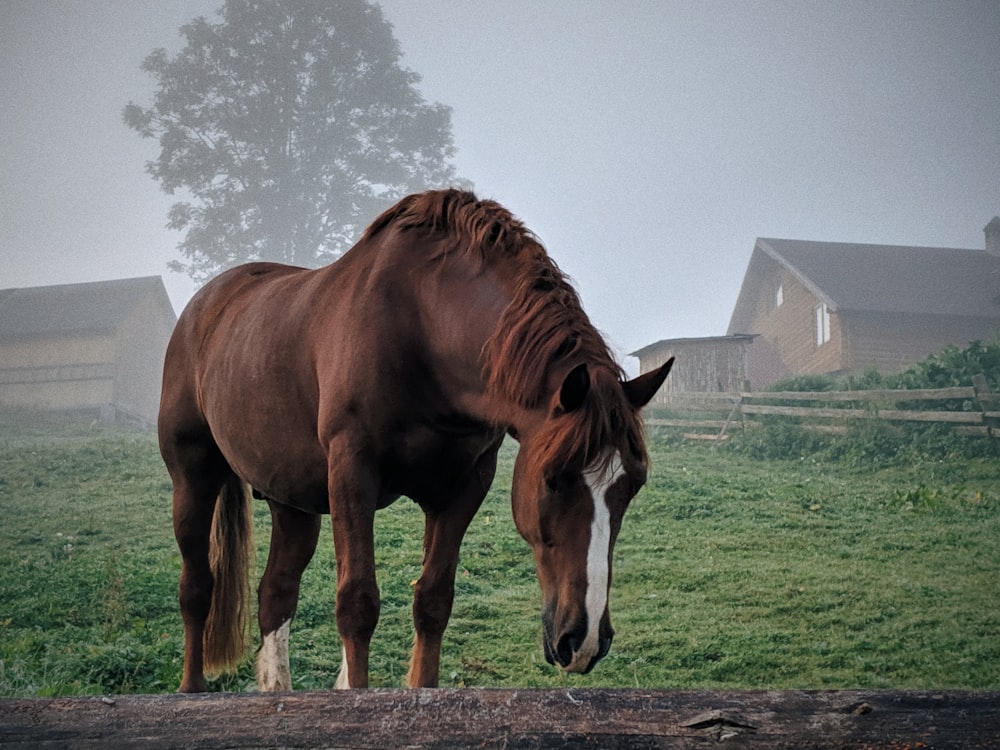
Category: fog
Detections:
[{"x1": 2, "y1": 1, "x2": 998, "y2": 370}]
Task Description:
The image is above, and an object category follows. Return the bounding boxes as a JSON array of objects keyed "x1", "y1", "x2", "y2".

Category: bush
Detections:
[
  {"x1": 729, "y1": 338, "x2": 1000, "y2": 464},
  {"x1": 893, "y1": 339, "x2": 1000, "y2": 392},
  {"x1": 768, "y1": 338, "x2": 999, "y2": 394}
]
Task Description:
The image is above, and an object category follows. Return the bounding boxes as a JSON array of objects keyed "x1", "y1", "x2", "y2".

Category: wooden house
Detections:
[
  {"x1": 726, "y1": 234, "x2": 1000, "y2": 387},
  {"x1": 0, "y1": 277, "x2": 177, "y2": 424}
]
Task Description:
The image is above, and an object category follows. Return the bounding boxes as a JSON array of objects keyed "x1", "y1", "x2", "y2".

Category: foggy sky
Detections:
[{"x1": 2, "y1": 1, "x2": 998, "y2": 369}]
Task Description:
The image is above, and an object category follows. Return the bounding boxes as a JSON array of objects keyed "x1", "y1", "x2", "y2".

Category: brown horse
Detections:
[{"x1": 158, "y1": 189, "x2": 672, "y2": 691}]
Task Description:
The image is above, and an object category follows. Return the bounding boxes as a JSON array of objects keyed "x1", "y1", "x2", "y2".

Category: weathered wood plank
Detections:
[
  {"x1": 682, "y1": 433, "x2": 730, "y2": 441},
  {"x1": 741, "y1": 403, "x2": 983, "y2": 423},
  {"x1": 1, "y1": 689, "x2": 998, "y2": 749},
  {"x1": 659, "y1": 392, "x2": 740, "y2": 404},
  {"x1": 882, "y1": 409, "x2": 984, "y2": 424},
  {"x1": 972, "y1": 374, "x2": 998, "y2": 410},
  {"x1": 647, "y1": 419, "x2": 730, "y2": 428},
  {"x1": 742, "y1": 387, "x2": 976, "y2": 402},
  {"x1": 956, "y1": 425, "x2": 991, "y2": 436}
]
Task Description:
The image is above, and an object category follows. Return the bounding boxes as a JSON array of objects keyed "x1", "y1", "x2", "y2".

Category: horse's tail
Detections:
[{"x1": 203, "y1": 474, "x2": 254, "y2": 675}]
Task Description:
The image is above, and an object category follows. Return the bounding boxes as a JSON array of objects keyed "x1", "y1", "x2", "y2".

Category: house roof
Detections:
[
  {"x1": 728, "y1": 238, "x2": 1000, "y2": 334},
  {"x1": 0, "y1": 276, "x2": 176, "y2": 341},
  {"x1": 630, "y1": 334, "x2": 755, "y2": 359}
]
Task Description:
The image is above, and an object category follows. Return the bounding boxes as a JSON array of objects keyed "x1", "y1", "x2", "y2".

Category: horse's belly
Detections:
[
  {"x1": 249, "y1": 473, "x2": 330, "y2": 514},
  {"x1": 219, "y1": 431, "x2": 330, "y2": 513}
]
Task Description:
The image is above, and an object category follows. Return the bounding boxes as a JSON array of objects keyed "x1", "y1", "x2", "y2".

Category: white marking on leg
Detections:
[
  {"x1": 256, "y1": 619, "x2": 291, "y2": 691},
  {"x1": 571, "y1": 452, "x2": 624, "y2": 671},
  {"x1": 335, "y1": 645, "x2": 350, "y2": 689}
]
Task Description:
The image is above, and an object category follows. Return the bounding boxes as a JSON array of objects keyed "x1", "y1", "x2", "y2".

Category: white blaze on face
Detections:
[
  {"x1": 569, "y1": 451, "x2": 624, "y2": 671},
  {"x1": 256, "y1": 619, "x2": 291, "y2": 691}
]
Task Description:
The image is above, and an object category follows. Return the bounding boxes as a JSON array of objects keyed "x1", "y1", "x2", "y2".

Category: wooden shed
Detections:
[
  {"x1": 630, "y1": 335, "x2": 755, "y2": 404},
  {"x1": 726, "y1": 236, "x2": 1000, "y2": 387},
  {"x1": 0, "y1": 277, "x2": 177, "y2": 425}
]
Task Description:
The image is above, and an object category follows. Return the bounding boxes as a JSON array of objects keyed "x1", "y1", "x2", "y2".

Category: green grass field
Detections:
[{"x1": 0, "y1": 422, "x2": 997, "y2": 696}]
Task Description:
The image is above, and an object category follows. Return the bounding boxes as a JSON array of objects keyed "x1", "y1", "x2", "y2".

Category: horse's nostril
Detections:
[
  {"x1": 555, "y1": 630, "x2": 585, "y2": 667},
  {"x1": 598, "y1": 635, "x2": 613, "y2": 660}
]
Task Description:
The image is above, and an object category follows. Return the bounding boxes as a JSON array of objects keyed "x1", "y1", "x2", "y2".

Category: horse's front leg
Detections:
[
  {"x1": 328, "y1": 448, "x2": 381, "y2": 689},
  {"x1": 256, "y1": 499, "x2": 321, "y2": 691},
  {"x1": 408, "y1": 454, "x2": 496, "y2": 687}
]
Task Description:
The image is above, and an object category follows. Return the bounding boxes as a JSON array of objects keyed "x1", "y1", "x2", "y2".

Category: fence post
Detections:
[
  {"x1": 972, "y1": 373, "x2": 999, "y2": 439},
  {"x1": 714, "y1": 394, "x2": 743, "y2": 446}
]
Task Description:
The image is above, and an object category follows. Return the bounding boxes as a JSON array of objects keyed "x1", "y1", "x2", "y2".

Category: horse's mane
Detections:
[
  {"x1": 363, "y1": 189, "x2": 526, "y2": 262},
  {"x1": 364, "y1": 189, "x2": 647, "y2": 475}
]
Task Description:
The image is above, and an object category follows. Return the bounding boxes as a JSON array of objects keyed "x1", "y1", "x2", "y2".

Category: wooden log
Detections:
[{"x1": 1, "y1": 689, "x2": 998, "y2": 749}]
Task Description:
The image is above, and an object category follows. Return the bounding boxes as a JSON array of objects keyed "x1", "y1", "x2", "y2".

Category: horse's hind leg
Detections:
[
  {"x1": 165, "y1": 439, "x2": 230, "y2": 693},
  {"x1": 256, "y1": 499, "x2": 321, "y2": 691}
]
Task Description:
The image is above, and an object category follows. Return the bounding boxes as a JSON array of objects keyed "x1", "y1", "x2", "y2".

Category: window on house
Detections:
[
  {"x1": 815, "y1": 303, "x2": 831, "y2": 346},
  {"x1": 775, "y1": 283, "x2": 783, "y2": 308}
]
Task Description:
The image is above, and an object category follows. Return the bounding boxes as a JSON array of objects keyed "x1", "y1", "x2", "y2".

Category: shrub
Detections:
[{"x1": 729, "y1": 338, "x2": 1000, "y2": 463}]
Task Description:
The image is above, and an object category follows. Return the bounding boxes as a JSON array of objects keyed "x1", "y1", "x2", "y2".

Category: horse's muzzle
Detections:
[{"x1": 543, "y1": 625, "x2": 614, "y2": 674}]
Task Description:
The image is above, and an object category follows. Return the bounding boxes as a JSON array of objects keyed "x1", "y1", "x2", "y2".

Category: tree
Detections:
[{"x1": 124, "y1": 0, "x2": 465, "y2": 282}]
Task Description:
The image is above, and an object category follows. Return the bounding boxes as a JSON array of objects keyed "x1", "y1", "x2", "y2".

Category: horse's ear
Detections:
[
  {"x1": 557, "y1": 363, "x2": 590, "y2": 414},
  {"x1": 622, "y1": 357, "x2": 673, "y2": 409}
]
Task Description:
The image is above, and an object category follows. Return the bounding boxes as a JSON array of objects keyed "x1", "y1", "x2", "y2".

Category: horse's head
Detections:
[{"x1": 510, "y1": 358, "x2": 673, "y2": 673}]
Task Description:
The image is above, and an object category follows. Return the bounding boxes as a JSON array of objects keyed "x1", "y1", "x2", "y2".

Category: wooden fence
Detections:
[
  {"x1": 2, "y1": 688, "x2": 999, "y2": 748},
  {"x1": 646, "y1": 374, "x2": 999, "y2": 442}
]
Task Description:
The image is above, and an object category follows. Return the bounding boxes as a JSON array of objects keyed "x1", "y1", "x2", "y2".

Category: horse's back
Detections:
[
  {"x1": 162, "y1": 263, "x2": 307, "y2": 401},
  {"x1": 171, "y1": 262, "x2": 310, "y2": 350}
]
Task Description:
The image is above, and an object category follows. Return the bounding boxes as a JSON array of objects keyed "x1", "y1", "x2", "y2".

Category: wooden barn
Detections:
[
  {"x1": 633, "y1": 219, "x2": 1000, "y2": 393},
  {"x1": 0, "y1": 277, "x2": 177, "y2": 425},
  {"x1": 630, "y1": 335, "x2": 755, "y2": 404},
  {"x1": 726, "y1": 232, "x2": 1000, "y2": 387}
]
